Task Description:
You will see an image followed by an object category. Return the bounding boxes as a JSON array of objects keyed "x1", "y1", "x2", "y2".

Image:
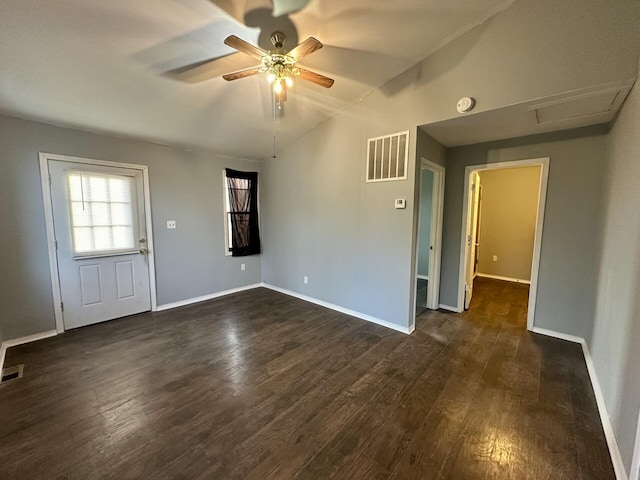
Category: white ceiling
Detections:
[{"x1": 0, "y1": 0, "x2": 515, "y2": 159}]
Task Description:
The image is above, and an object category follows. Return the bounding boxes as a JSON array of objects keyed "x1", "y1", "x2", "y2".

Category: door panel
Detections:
[
  {"x1": 49, "y1": 160, "x2": 151, "y2": 330},
  {"x1": 116, "y1": 261, "x2": 136, "y2": 299},
  {"x1": 465, "y1": 172, "x2": 481, "y2": 309},
  {"x1": 79, "y1": 264, "x2": 103, "y2": 306}
]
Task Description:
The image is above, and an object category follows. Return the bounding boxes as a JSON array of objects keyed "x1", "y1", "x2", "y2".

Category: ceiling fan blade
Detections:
[
  {"x1": 224, "y1": 35, "x2": 268, "y2": 61},
  {"x1": 167, "y1": 52, "x2": 258, "y2": 84},
  {"x1": 287, "y1": 37, "x2": 323, "y2": 62},
  {"x1": 222, "y1": 67, "x2": 263, "y2": 81},
  {"x1": 298, "y1": 68, "x2": 335, "y2": 88},
  {"x1": 272, "y1": 0, "x2": 310, "y2": 17}
]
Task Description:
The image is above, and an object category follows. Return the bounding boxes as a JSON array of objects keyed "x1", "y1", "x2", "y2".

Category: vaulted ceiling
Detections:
[{"x1": 0, "y1": 0, "x2": 515, "y2": 159}]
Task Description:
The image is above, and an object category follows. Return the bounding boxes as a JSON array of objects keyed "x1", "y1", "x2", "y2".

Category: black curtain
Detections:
[{"x1": 226, "y1": 168, "x2": 261, "y2": 256}]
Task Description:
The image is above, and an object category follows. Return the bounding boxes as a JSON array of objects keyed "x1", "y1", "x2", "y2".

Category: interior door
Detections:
[
  {"x1": 48, "y1": 160, "x2": 151, "y2": 330},
  {"x1": 464, "y1": 171, "x2": 481, "y2": 309}
]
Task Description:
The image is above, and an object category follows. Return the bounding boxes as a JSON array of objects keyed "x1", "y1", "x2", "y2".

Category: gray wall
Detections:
[
  {"x1": 417, "y1": 169, "x2": 434, "y2": 277},
  {"x1": 261, "y1": 112, "x2": 418, "y2": 329},
  {"x1": 442, "y1": 126, "x2": 608, "y2": 338},
  {"x1": 590, "y1": 69, "x2": 640, "y2": 473},
  {"x1": 262, "y1": 0, "x2": 638, "y2": 331},
  {"x1": 477, "y1": 166, "x2": 540, "y2": 281},
  {"x1": 0, "y1": 115, "x2": 262, "y2": 341}
]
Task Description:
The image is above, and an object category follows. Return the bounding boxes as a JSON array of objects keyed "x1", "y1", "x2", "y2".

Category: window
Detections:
[
  {"x1": 223, "y1": 169, "x2": 261, "y2": 256},
  {"x1": 67, "y1": 172, "x2": 138, "y2": 256}
]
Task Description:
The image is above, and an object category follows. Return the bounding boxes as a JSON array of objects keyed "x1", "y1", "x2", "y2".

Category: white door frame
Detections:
[
  {"x1": 456, "y1": 157, "x2": 549, "y2": 330},
  {"x1": 412, "y1": 158, "x2": 445, "y2": 326},
  {"x1": 39, "y1": 152, "x2": 158, "y2": 333},
  {"x1": 631, "y1": 410, "x2": 640, "y2": 480}
]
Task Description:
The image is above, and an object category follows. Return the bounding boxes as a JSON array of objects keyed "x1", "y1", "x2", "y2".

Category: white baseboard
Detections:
[
  {"x1": 582, "y1": 341, "x2": 628, "y2": 480},
  {"x1": 0, "y1": 330, "x2": 58, "y2": 373},
  {"x1": 263, "y1": 284, "x2": 412, "y2": 335},
  {"x1": 476, "y1": 273, "x2": 531, "y2": 285},
  {"x1": 630, "y1": 414, "x2": 640, "y2": 480},
  {"x1": 531, "y1": 327, "x2": 627, "y2": 480},
  {"x1": 0, "y1": 344, "x2": 6, "y2": 375},
  {"x1": 438, "y1": 304, "x2": 459, "y2": 312},
  {"x1": 417, "y1": 275, "x2": 429, "y2": 281},
  {"x1": 155, "y1": 283, "x2": 264, "y2": 311},
  {"x1": 531, "y1": 327, "x2": 584, "y2": 344}
]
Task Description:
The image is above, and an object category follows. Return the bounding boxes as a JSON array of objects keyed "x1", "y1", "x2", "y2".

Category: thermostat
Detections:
[
  {"x1": 457, "y1": 96, "x2": 476, "y2": 113},
  {"x1": 395, "y1": 199, "x2": 406, "y2": 209}
]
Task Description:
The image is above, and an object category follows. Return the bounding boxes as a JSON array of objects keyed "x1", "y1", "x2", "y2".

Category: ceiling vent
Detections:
[
  {"x1": 531, "y1": 89, "x2": 621, "y2": 125},
  {"x1": 366, "y1": 131, "x2": 409, "y2": 183}
]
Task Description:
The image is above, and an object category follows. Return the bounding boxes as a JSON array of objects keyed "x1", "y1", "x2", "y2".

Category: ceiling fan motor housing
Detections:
[{"x1": 270, "y1": 31, "x2": 287, "y2": 50}]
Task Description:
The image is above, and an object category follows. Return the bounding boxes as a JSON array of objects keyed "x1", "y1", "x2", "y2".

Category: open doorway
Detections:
[
  {"x1": 415, "y1": 158, "x2": 445, "y2": 317},
  {"x1": 457, "y1": 157, "x2": 549, "y2": 330}
]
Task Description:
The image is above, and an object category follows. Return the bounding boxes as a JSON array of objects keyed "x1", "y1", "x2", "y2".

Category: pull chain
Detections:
[{"x1": 272, "y1": 93, "x2": 277, "y2": 159}]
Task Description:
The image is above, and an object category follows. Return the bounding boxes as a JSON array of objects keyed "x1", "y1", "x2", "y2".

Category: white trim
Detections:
[
  {"x1": 583, "y1": 341, "x2": 628, "y2": 480},
  {"x1": 457, "y1": 157, "x2": 549, "y2": 332},
  {"x1": 0, "y1": 344, "x2": 6, "y2": 374},
  {"x1": 39, "y1": 153, "x2": 158, "y2": 331},
  {"x1": 630, "y1": 411, "x2": 640, "y2": 480},
  {"x1": 417, "y1": 275, "x2": 429, "y2": 281},
  {"x1": 530, "y1": 327, "x2": 584, "y2": 345},
  {"x1": 263, "y1": 284, "x2": 413, "y2": 335},
  {"x1": 532, "y1": 327, "x2": 627, "y2": 479},
  {"x1": 476, "y1": 273, "x2": 531, "y2": 285},
  {"x1": 0, "y1": 330, "x2": 58, "y2": 372},
  {"x1": 438, "y1": 304, "x2": 459, "y2": 312},
  {"x1": 39, "y1": 155, "x2": 65, "y2": 333},
  {"x1": 412, "y1": 158, "x2": 446, "y2": 329},
  {"x1": 156, "y1": 283, "x2": 263, "y2": 311},
  {"x1": 366, "y1": 130, "x2": 410, "y2": 183}
]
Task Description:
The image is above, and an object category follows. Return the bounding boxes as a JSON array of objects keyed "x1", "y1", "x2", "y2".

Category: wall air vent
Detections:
[{"x1": 366, "y1": 131, "x2": 409, "y2": 183}]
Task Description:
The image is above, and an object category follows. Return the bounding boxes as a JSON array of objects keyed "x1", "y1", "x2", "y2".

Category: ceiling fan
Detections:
[{"x1": 221, "y1": 31, "x2": 334, "y2": 103}]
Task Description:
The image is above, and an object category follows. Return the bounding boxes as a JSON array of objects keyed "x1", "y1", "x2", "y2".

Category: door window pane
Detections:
[{"x1": 67, "y1": 172, "x2": 138, "y2": 255}]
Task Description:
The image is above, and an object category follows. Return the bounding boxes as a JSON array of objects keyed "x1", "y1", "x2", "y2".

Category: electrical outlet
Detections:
[
  {"x1": 167, "y1": 220, "x2": 176, "y2": 229},
  {"x1": 241, "y1": 264, "x2": 246, "y2": 271},
  {"x1": 493, "y1": 255, "x2": 498, "y2": 262},
  {"x1": 303, "y1": 276, "x2": 308, "y2": 284}
]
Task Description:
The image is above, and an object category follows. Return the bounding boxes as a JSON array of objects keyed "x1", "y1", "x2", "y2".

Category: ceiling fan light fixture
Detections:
[{"x1": 221, "y1": 33, "x2": 334, "y2": 103}]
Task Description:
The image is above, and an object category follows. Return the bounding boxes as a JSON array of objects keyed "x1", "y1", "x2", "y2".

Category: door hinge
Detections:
[
  {"x1": 48, "y1": 174, "x2": 52, "y2": 185},
  {"x1": 60, "y1": 302, "x2": 64, "y2": 312},
  {"x1": 54, "y1": 240, "x2": 58, "y2": 250}
]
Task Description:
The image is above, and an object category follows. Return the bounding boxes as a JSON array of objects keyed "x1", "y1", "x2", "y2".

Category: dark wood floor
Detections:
[
  {"x1": 416, "y1": 278, "x2": 428, "y2": 315},
  {"x1": 0, "y1": 278, "x2": 614, "y2": 479}
]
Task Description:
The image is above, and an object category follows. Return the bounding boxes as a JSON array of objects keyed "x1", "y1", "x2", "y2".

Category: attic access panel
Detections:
[{"x1": 366, "y1": 131, "x2": 409, "y2": 183}]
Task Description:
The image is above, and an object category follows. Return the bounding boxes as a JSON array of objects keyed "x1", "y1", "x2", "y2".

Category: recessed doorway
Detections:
[
  {"x1": 414, "y1": 158, "x2": 445, "y2": 320},
  {"x1": 457, "y1": 157, "x2": 549, "y2": 330}
]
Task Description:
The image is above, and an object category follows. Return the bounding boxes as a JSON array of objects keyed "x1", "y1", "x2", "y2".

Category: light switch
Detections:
[
  {"x1": 493, "y1": 255, "x2": 498, "y2": 262},
  {"x1": 395, "y1": 199, "x2": 406, "y2": 209},
  {"x1": 241, "y1": 263, "x2": 246, "y2": 271},
  {"x1": 167, "y1": 220, "x2": 176, "y2": 229}
]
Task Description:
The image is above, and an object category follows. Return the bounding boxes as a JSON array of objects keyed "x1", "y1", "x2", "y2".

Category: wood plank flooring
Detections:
[{"x1": 0, "y1": 278, "x2": 614, "y2": 479}]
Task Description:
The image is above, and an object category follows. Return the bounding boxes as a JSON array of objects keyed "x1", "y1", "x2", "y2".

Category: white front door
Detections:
[{"x1": 48, "y1": 160, "x2": 151, "y2": 330}]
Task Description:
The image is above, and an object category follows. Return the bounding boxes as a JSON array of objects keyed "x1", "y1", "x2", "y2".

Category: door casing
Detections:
[
  {"x1": 412, "y1": 157, "x2": 445, "y2": 328},
  {"x1": 457, "y1": 157, "x2": 549, "y2": 330},
  {"x1": 39, "y1": 152, "x2": 157, "y2": 333}
]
